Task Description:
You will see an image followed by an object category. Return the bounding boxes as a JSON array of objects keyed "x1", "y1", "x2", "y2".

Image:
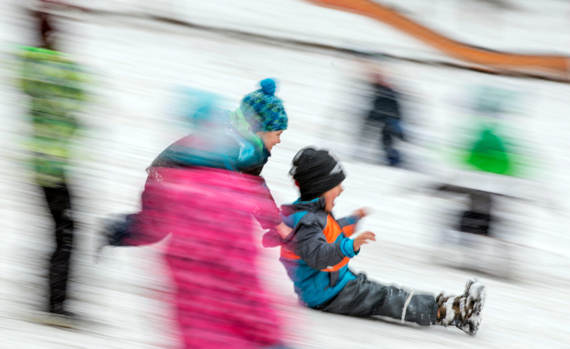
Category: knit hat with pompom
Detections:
[{"x1": 241, "y1": 78, "x2": 288, "y2": 132}]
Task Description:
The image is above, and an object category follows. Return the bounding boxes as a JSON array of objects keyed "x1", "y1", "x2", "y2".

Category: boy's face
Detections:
[
  {"x1": 257, "y1": 130, "x2": 284, "y2": 152},
  {"x1": 323, "y1": 183, "x2": 344, "y2": 213}
]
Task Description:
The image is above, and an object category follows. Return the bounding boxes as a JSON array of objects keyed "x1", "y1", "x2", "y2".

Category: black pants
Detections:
[
  {"x1": 361, "y1": 117, "x2": 404, "y2": 165},
  {"x1": 459, "y1": 210, "x2": 492, "y2": 236},
  {"x1": 41, "y1": 184, "x2": 74, "y2": 313},
  {"x1": 314, "y1": 273, "x2": 438, "y2": 326}
]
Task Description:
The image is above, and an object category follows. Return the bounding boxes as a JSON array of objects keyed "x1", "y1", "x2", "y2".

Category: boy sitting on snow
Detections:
[{"x1": 276, "y1": 147, "x2": 486, "y2": 335}]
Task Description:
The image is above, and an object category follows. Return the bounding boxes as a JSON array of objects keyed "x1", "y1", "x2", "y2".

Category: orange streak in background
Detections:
[{"x1": 306, "y1": 0, "x2": 569, "y2": 78}]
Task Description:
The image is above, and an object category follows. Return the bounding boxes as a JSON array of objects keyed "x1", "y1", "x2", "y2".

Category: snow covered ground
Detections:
[{"x1": 1, "y1": 0, "x2": 570, "y2": 348}]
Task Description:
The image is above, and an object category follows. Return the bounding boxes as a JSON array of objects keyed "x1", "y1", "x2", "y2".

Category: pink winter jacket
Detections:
[{"x1": 127, "y1": 166, "x2": 284, "y2": 348}]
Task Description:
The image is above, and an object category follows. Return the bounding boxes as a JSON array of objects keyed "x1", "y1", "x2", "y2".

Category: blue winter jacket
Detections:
[
  {"x1": 150, "y1": 108, "x2": 268, "y2": 173},
  {"x1": 279, "y1": 198, "x2": 361, "y2": 308}
]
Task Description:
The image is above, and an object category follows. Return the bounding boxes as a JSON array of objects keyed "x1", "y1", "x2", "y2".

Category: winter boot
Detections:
[
  {"x1": 436, "y1": 278, "x2": 486, "y2": 335},
  {"x1": 95, "y1": 214, "x2": 132, "y2": 262},
  {"x1": 386, "y1": 148, "x2": 401, "y2": 167},
  {"x1": 31, "y1": 307, "x2": 77, "y2": 329}
]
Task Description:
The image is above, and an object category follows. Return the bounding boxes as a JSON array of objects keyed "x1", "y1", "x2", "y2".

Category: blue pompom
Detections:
[{"x1": 260, "y1": 78, "x2": 276, "y2": 95}]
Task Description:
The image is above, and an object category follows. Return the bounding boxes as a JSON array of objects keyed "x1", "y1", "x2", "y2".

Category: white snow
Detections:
[{"x1": 1, "y1": 0, "x2": 570, "y2": 348}]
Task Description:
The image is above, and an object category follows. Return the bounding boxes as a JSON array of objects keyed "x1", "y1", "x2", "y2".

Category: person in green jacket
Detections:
[
  {"x1": 18, "y1": 11, "x2": 87, "y2": 326},
  {"x1": 441, "y1": 86, "x2": 519, "y2": 239}
]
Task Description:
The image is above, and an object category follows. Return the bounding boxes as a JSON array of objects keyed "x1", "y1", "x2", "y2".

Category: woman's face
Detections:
[{"x1": 257, "y1": 130, "x2": 284, "y2": 152}]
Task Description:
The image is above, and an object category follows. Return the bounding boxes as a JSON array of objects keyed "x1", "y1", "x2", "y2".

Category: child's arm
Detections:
[
  {"x1": 251, "y1": 178, "x2": 283, "y2": 230},
  {"x1": 337, "y1": 208, "x2": 369, "y2": 237},
  {"x1": 294, "y1": 222, "x2": 357, "y2": 270}
]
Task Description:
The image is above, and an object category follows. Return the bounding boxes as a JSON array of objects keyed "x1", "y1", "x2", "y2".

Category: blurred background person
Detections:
[
  {"x1": 99, "y1": 79, "x2": 292, "y2": 348},
  {"x1": 428, "y1": 85, "x2": 536, "y2": 278},
  {"x1": 355, "y1": 60, "x2": 406, "y2": 167},
  {"x1": 16, "y1": 10, "x2": 88, "y2": 327}
]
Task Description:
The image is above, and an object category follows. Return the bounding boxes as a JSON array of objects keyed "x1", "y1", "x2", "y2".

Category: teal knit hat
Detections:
[{"x1": 241, "y1": 78, "x2": 288, "y2": 132}]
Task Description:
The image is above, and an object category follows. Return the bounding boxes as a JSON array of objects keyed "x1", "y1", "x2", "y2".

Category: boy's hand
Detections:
[
  {"x1": 353, "y1": 231, "x2": 376, "y2": 252},
  {"x1": 275, "y1": 222, "x2": 293, "y2": 239},
  {"x1": 354, "y1": 208, "x2": 370, "y2": 219}
]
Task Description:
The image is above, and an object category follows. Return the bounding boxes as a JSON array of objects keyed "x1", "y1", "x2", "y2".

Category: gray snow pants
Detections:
[{"x1": 313, "y1": 273, "x2": 438, "y2": 326}]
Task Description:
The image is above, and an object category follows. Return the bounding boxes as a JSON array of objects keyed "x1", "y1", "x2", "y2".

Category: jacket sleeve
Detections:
[
  {"x1": 251, "y1": 178, "x2": 282, "y2": 230},
  {"x1": 121, "y1": 176, "x2": 172, "y2": 246},
  {"x1": 293, "y1": 222, "x2": 356, "y2": 271},
  {"x1": 336, "y1": 215, "x2": 360, "y2": 238},
  {"x1": 390, "y1": 90, "x2": 402, "y2": 121}
]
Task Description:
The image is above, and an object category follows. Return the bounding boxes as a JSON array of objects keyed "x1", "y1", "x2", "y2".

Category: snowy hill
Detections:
[{"x1": 1, "y1": 0, "x2": 570, "y2": 348}]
